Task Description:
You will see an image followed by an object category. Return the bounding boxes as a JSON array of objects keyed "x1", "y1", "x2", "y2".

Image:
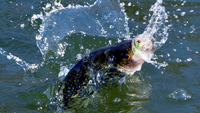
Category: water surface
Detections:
[{"x1": 0, "y1": 0, "x2": 200, "y2": 112}]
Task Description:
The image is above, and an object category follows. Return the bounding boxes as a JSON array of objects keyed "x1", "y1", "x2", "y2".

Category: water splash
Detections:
[
  {"x1": 0, "y1": 0, "x2": 130, "y2": 73},
  {"x1": 133, "y1": 0, "x2": 169, "y2": 67},
  {"x1": 0, "y1": 47, "x2": 40, "y2": 72},
  {"x1": 32, "y1": 0, "x2": 169, "y2": 69},
  {"x1": 145, "y1": 0, "x2": 169, "y2": 49},
  {"x1": 168, "y1": 89, "x2": 192, "y2": 101},
  {"x1": 32, "y1": 0, "x2": 130, "y2": 59},
  {"x1": 0, "y1": 0, "x2": 169, "y2": 73}
]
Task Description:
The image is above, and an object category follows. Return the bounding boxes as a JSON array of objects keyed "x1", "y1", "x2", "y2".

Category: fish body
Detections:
[{"x1": 58, "y1": 34, "x2": 155, "y2": 108}]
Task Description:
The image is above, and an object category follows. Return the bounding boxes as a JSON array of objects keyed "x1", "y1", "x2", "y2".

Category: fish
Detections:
[{"x1": 58, "y1": 34, "x2": 155, "y2": 108}]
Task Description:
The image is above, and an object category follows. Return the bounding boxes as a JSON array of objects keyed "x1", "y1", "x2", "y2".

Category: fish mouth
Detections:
[
  {"x1": 118, "y1": 54, "x2": 145, "y2": 75},
  {"x1": 132, "y1": 33, "x2": 155, "y2": 63}
]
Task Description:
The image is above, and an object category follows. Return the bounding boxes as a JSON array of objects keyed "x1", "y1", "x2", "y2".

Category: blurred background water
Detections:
[{"x1": 0, "y1": 0, "x2": 200, "y2": 112}]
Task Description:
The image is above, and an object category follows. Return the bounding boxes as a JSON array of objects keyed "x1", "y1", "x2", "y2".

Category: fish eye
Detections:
[
  {"x1": 123, "y1": 53, "x2": 130, "y2": 61},
  {"x1": 124, "y1": 54, "x2": 129, "y2": 59},
  {"x1": 120, "y1": 53, "x2": 130, "y2": 61}
]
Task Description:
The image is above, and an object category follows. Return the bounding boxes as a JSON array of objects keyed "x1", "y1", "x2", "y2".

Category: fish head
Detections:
[
  {"x1": 118, "y1": 33, "x2": 155, "y2": 75},
  {"x1": 132, "y1": 33, "x2": 155, "y2": 62}
]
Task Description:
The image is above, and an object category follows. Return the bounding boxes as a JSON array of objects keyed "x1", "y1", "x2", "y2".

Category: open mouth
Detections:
[
  {"x1": 132, "y1": 33, "x2": 155, "y2": 63},
  {"x1": 119, "y1": 55, "x2": 144, "y2": 75}
]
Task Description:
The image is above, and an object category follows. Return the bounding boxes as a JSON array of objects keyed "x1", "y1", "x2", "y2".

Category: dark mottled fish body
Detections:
[{"x1": 58, "y1": 35, "x2": 155, "y2": 108}]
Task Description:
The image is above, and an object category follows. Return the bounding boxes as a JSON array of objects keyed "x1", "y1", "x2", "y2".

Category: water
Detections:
[
  {"x1": 168, "y1": 89, "x2": 191, "y2": 101},
  {"x1": 0, "y1": 0, "x2": 200, "y2": 112}
]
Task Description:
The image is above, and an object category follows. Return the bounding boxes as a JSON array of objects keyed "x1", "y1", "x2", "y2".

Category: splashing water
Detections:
[
  {"x1": 145, "y1": 0, "x2": 169, "y2": 49},
  {"x1": 32, "y1": 0, "x2": 130, "y2": 59},
  {"x1": 133, "y1": 0, "x2": 169, "y2": 68},
  {"x1": 33, "y1": 0, "x2": 169, "y2": 67},
  {"x1": 0, "y1": 47, "x2": 40, "y2": 72},
  {"x1": 0, "y1": 0, "x2": 169, "y2": 72},
  {"x1": 168, "y1": 89, "x2": 192, "y2": 101}
]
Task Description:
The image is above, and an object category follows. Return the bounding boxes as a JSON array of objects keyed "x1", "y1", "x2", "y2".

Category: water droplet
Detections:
[
  {"x1": 181, "y1": 12, "x2": 186, "y2": 16},
  {"x1": 173, "y1": 49, "x2": 177, "y2": 52},
  {"x1": 76, "y1": 54, "x2": 82, "y2": 60},
  {"x1": 176, "y1": 8, "x2": 181, "y2": 11},
  {"x1": 190, "y1": 10, "x2": 194, "y2": 12},
  {"x1": 175, "y1": 58, "x2": 182, "y2": 63},
  {"x1": 113, "y1": 98, "x2": 121, "y2": 103},
  {"x1": 135, "y1": 11, "x2": 139, "y2": 15},
  {"x1": 173, "y1": 14, "x2": 178, "y2": 19},
  {"x1": 108, "y1": 40, "x2": 112, "y2": 45},
  {"x1": 58, "y1": 66, "x2": 69, "y2": 78},
  {"x1": 120, "y1": 2, "x2": 125, "y2": 7},
  {"x1": 186, "y1": 57, "x2": 192, "y2": 62},
  {"x1": 128, "y1": 2, "x2": 131, "y2": 6},
  {"x1": 143, "y1": 16, "x2": 147, "y2": 20},
  {"x1": 109, "y1": 25, "x2": 114, "y2": 29},
  {"x1": 181, "y1": 1, "x2": 186, "y2": 6},
  {"x1": 168, "y1": 89, "x2": 191, "y2": 101},
  {"x1": 118, "y1": 38, "x2": 121, "y2": 43},
  {"x1": 80, "y1": 46, "x2": 84, "y2": 50},
  {"x1": 186, "y1": 47, "x2": 190, "y2": 51}
]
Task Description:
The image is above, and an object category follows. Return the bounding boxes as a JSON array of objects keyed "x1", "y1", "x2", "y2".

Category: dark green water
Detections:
[{"x1": 0, "y1": 0, "x2": 200, "y2": 112}]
